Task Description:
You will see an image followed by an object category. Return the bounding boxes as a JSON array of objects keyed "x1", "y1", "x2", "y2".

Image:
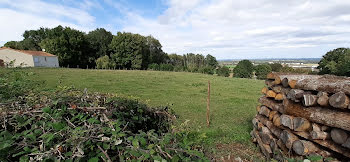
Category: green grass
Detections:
[{"x1": 2, "y1": 68, "x2": 264, "y2": 157}]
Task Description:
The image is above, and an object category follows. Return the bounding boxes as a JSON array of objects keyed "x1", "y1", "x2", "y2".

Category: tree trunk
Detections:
[
  {"x1": 302, "y1": 94, "x2": 318, "y2": 107},
  {"x1": 259, "y1": 106, "x2": 271, "y2": 118},
  {"x1": 329, "y1": 92, "x2": 350, "y2": 109},
  {"x1": 280, "y1": 114, "x2": 294, "y2": 130},
  {"x1": 330, "y1": 128, "x2": 349, "y2": 144},
  {"x1": 316, "y1": 91, "x2": 329, "y2": 107},
  {"x1": 283, "y1": 99, "x2": 350, "y2": 131},
  {"x1": 280, "y1": 129, "x2": 299, "y2": 149},
  {"x1": 293, "y1": 117, "x2": 311, "y2": 132}
]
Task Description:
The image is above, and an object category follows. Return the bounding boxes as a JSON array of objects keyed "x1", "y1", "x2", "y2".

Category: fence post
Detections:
[{"x1": 207, "y1": 80, "x2": 210, "y2": 127}]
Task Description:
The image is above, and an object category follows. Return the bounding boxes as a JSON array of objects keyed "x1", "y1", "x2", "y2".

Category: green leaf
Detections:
[
  {"x1": 0, "y1": 140, "x2": 14, "y2": 150},
  {"x1": 19, "y1": 156, "x2": 29, "y2": 162},
  {"x1": 42, "y1": 107, "x2": 51, "y2": 113},
  {"x1": 88, "y1": 157, "x2": 99, "y2": 162},
  {"x1": 52, "y1": 122, "x2": 66, "y2": 131},
  {"x1": 132, "y1": 139, "x2": 139, "y2": 148}
]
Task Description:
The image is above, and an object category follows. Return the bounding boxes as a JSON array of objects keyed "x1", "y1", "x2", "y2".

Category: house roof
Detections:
[{"x1": 0, "y1": 47, "x2": 57, "y2": 57}]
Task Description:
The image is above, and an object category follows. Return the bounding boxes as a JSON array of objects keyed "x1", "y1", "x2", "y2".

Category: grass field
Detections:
[{"x1": 5, "y1": 68, "x2": 264, "y2": 159}]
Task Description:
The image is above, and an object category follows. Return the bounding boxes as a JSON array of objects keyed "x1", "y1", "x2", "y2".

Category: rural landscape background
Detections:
[{"x1": 1, "y1": 0, "x2": 350, "y2": 161}]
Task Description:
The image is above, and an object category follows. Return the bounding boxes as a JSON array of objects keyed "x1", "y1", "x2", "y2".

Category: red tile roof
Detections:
[{"x1": 0, "y1": 47, "x2": 57, "y2": 57}]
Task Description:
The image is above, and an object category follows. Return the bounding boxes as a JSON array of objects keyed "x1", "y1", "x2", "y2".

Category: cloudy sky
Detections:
[{"x1": 1, "y1": 0, "x2": 350, "y2": 59}]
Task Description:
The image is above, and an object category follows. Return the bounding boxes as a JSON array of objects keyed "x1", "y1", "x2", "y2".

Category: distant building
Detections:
[{"x1": 0, "y1": 47, "x2": 59, "y2": 67}]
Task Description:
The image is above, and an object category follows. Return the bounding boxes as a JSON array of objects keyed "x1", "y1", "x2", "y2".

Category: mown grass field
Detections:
[{"x1": 6, "y1": 68, "x2": 264, "y2": 159}]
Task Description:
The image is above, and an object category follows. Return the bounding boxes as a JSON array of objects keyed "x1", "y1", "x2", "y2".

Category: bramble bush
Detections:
[{"x1": 0, "y1": 72, "x2": 208, "y2": 161}]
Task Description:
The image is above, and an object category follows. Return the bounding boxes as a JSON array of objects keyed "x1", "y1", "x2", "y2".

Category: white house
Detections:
[{"x1": 0, "y1": 47, "x2": 59, "y2": 67}]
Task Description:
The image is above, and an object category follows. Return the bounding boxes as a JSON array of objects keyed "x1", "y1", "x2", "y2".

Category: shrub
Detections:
[
  {"x1": 0, "y1": 88, "x2": 207, "y2": 161},
  {"x1": 96, "y1": 55, "x2": 116, "y2": 69},
  {"x1": 217, "y1": 66, "x2": 230, "y2": 77},
  {"x1": 148, "y1": 63, "x2": 160, "y2": 71},
  {"x1": 174, "y1": 65, "x2": 185, "y2": 72},
  {"x1": 199, "y1": 66, "x2": 214, "y2": 75},
  {"x1": 159, "y1": 64, "x2": 174, "y2": 71},
  {"x1": 269, "y1": 63, "x2": 283, "y2": 72},
  {"x1": 255, "y1": 64, "x2": 272, "y2": 80},
  {"x1": 233, "y1": 60, "x2": 254, "y2": 78},
  {"x1": 280, "y1": 66, "x2": 295, "y2": 73},
  {"x1": 318, "y1": 48, "x2": 350, "y2": 76}
]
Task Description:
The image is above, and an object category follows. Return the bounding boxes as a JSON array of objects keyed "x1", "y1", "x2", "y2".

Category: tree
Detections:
[
  {"x1": 96, "y1": 55, "x2": 116, "y2": 69},
  {"x1": 39, "y1": 26, "x2": 90, "y2": 68},
  {"x1": 205, "y1": 54, "x2": 218, "y2": 67},
  {"x1": 269, "y1": 63, "x2": 283, "y2": 72},
  {"x1": 233, "y1": 60, "x2": 254, "y2": 78},
  {"x1": 318, "y1": 48, "x2": 350, "y2": 76},
  {"x1": 86, "y1": 28, "x2": 113, "y2": 60},
  {"x1": 146, "y1": 36, "x2": 167, "y2": 64},
  {"x1": 280, "y1": 66, "x2": 295, "y2": 73},
  {"x1": 217, "y1": 66, "x2": 230, "y2": 77},
  {"x1": 255, "y1": 64, "x2": 272, "y2": 80}
]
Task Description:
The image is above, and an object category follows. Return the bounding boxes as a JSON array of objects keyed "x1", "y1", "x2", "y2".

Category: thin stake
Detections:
[{"x1": 207, "y1": 80, "x2": 210, "y2": 127}]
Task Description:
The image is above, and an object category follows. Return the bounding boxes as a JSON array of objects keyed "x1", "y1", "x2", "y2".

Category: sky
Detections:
[{"x1": 1, "y1": 0, "x2": 350, "y2": 59}]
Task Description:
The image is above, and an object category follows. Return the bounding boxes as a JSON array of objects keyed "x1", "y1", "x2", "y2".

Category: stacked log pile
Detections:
[{"x1": 252, "y1": 73, "x2": 350, "y2": 161}]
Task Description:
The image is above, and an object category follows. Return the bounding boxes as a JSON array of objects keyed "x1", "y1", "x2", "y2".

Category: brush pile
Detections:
[{"x1": 252, "y1": 73, "x2": 350, "y2": 161}]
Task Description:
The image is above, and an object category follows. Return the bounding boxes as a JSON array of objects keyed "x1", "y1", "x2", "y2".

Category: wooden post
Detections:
[{"x1": 207, "y1": 80, "x2": 210, "y2": 127}]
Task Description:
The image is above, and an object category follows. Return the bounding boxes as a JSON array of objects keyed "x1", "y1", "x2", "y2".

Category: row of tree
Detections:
[{"x1": 4, "y1": 26, "x2": 219, "y2": 72}]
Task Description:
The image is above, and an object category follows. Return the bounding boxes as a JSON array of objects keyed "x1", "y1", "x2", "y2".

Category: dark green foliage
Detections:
[
  {"x1": 96, "y1": 55, "x2": 116, "y2": 69},
  {"x1": 86, "y1": 28, "x2": 113, "y2": 67},
  {"x1": 199, "y1": 66, "x2": 214, "y2": 75},
  {"x1": 280, "y1": 66, "x2": 295, "y2": 73},
  {"x1": 159, "y1": 64, "x2": 174, "y2": 71},
  {"x1": 255, "y1": 64, "x2": 272, "y2": 80},
  {"x1": 148, "y1": 63, "x2": 160, "y2": 70},
  {"x1": 146, "y1": 36, "x2": 167, "y2": 64},
  {"x1": 269, "y1": 63, "x2": 283, "y2": 72},
  {"x1": 233, "y1": 60, "x2": 254, "y2": 78},
  {"x1": 318, "y1": 48, "x2": 350, "y2": 76},
  {"x1": 110, "y1": 32, "x2": 150, "y2": 70},
  {"x1": 205, "y1": 54, "x2": 218, "y2": 67},
  {"x1": 217, "y1": 66, "x2": 230, "y2": 77}
]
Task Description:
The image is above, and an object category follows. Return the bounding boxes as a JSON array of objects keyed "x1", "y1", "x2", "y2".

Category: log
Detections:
[
  {"x1": 280, "y1": 114, "x2": 294, "y2": 130},
  {"x1": 275, "y1": 93, "x2": 284, "y2": 101},
  {"x1": 259, "y1": 126, "x2": 274, "y2": 144},
  {"x1": 253, "y1": 129, "x2": 272, "y2": 158},
  {"x1": 292, "y1": 140, "x2": 331, "y2": 157},
  {"x1": 293, "y1": 117, "x2": 311, "y2": 132},
  {"x1": 272, "y1": 113, "x2": 281, "y2": 127},
  {"x1": 302, "y1": 94, "x2": 318, "y2": 107},
  {"x1": 329, "y1": 92, "x2": 350, "y2": 109},
  {"x1": 265, "y1": 80, "x2": 274, "y2": 87},
  {"x1": 261, "y1": 87, "x2": 268, "y2": 94},
  {"x1": 283, "y1": 99, "x2": 350, "y2": 131},
  {"x1": 310, "y1": 131, "x2": 330, "y2": 140},
  {"x1": 281, "y1": 78, "x2": 289, "y2": 88},
  {"x1": 287, "y1": 89, "x2": 305, "y2": 102},
  {"x1": 274, "y1": 76, "x2": 282, "y2": 85},
  {"x1": 266, "y1": 90, "x2": 277, "y2": 98},
  {"x1": 280, "y1": 129, "x2": 299, "y2": 149},
  {"x1": 256, "y1": 114, "x2": 282, "y2": 138},
  {"x1": 281, "y1": 87, "x2": 291, "y2": 95},
  {"x1": 259, "y1": 106, "x2": 271, "y2": 117},
  {"x1": 330, "y1": 128, "x2": 349, "y2": 144},
  {"x1": 259, "y1": 97, "x2": 284, "y2": 113},
  {"x1": 268, "y1": 111, "x2": 278, "y2": 121},
  {"x1": 342, "y1": 138, "x2": 350, "y2": 149},
  {"x1": 267, "y1": 73, "x2": 276, "y2": 80},
  {"x1": 256, "y1": 105, "x2": 261, "y2": 112},
  {"x1": 272, "y1": 85, "x2": 283, "y2": 93},
  {"x1": 317, "y1": 91, "x2": 329, "y2": 107},
  {"x1": 277, "y1": 139, "x2": 288, "y2": 155},
  {"x1": 252, "y1": 118, "x2": 259, "y2": 129},
  {"x1": 312, "y1": 123, "x2": 322, "y2": 132}
]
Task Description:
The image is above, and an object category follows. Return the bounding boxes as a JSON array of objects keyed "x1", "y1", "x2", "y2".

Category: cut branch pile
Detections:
[{"x1": 252, "y1": 72, "x2": 350, "y2": 161}]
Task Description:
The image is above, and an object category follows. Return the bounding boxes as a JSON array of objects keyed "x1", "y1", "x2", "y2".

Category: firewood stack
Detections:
[{"x1": 251, "y1": 73, "x2": 350, "y2": 161}]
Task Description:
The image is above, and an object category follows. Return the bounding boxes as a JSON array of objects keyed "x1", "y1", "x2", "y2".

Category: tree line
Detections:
[{"x1": 3, "y1": 26, "x2": 219, "y2": 74}]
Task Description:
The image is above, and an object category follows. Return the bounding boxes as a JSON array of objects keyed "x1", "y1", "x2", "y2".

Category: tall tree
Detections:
[
  {"x1": 233, "y1": 60, "x2": 254, "y2": 78},
  {"x1": 205, "y1": 54, "x2": 218, "y2": 67},
  {"x1": 109, "y1": 32, "x2": 150, "y2": 70},
  {"x1": 146, "y1": 36, "x2": 167, "y2": 64},
  {"x1": 318, "y1": 48, "x2": 350, "y2": 76},
  {"x1": 86, "y1": 28, "x2": 113, "y2": 58}
]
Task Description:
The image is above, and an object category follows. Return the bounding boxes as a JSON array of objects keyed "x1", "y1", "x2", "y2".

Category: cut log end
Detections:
[
  {"x1": 266, "y1": 90, "x2": 277, "y2": 98},
  {"x1": 331, "y1": 128, "x2": 349, "y2": 144},
  {"x1": 261, "y1": 87, "x2": 268, "y2": 94},
  {"x1": 289, "y1": 80, "x2": 297, "y2": 89},
  {"x1": 293, "y1": 117, "x2": 311, "y2": 132},
  {"x1": 329, "y1": 92, "x2": 350, "y2": 109},
  {"x1": 302, "y1": 94, "x2": 318, "y2": 107},
  {"x1": 275, "y1": 93, "x2": 284, "y2": 101}
]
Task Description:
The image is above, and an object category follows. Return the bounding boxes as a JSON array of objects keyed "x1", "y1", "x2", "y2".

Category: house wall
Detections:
[
  {"x1": 33, "y1": 56, "x2": 59, "y2": 67},
  {"x1": 0, "y1": 49, "x2": 34, "y2": 67}
]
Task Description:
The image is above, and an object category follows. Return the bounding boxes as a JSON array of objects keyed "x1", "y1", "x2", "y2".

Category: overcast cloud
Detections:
[{"x1": 1, "y1": 0, "x2": 350, "y2": 59}]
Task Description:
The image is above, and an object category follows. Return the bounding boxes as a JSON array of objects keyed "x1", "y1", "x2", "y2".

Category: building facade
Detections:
[{"x1": 0, "y1": 47, "x2": 59, "y2": 67}]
